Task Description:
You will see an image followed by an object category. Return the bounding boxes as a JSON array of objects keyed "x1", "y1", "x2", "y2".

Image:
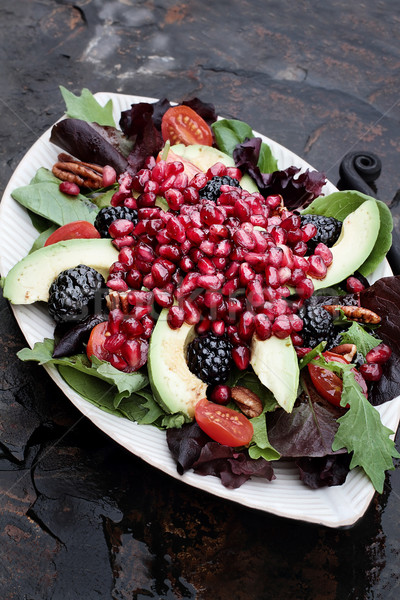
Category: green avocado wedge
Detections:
[
  {"x1": 310, "y1": 199, "x2": 381, "y2": 291},
  {"x1": 147, "y1": 309, "x2": 207, "y2": 418},
  {"x1": 2, "y1": 238, "x2": 118, "y2": 304},
  {"x1": 250, "y1": 335, "x2": 299, "y2": 413},
  {"x1": 302, "y1": 191, "x2": 392, "y2": 277}
]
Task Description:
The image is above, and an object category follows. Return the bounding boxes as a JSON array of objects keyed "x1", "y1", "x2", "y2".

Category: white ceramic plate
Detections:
[{"x1": 1, "y1": 93, "x2": 399, "y2": 528}]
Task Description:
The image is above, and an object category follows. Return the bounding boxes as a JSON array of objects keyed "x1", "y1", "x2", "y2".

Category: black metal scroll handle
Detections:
[{"x1": 338, "y1": 151, "x2": 400, "y2": 275}]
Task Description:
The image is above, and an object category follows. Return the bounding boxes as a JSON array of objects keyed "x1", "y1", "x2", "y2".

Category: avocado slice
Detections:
[
  {"x1": 250, "y1": 335, "x2": 299, "y2": 413},
  {"x1": 171, "y1": 143, "x2": 259, "y2": 193},
  {"x1": 148, "y1": 309, "x2": 207, "y2": 418},
  {"x1": 311, "y1": 199, "x2": 380, "y2": 291},
  {"x1": 2, "y1": 238, "x2": 118, "y2": 304}
]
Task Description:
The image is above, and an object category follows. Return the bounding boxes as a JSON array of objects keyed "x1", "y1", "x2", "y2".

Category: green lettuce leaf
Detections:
[
  {"x1": 339, "y1": 322, "x2": 381, "y2": 358},
  {"x1": 60, "y1": 86, "x2": 115, "y2": 127},
  {"x1": 211, "y1": 118, "x2": 278, "y2": 173},
  {"x1": 332, "y1": 368, "x2": 400, "y2": 492}
]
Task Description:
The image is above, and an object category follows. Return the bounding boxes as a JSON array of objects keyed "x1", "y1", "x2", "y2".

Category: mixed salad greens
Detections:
[{"x1": 1, "y1": 87, "x2": 400, "y2": 496}]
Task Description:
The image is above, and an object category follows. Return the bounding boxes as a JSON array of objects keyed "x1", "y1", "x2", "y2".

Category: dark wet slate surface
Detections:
[{"x1": 1, "y1": 1, "x2": 400, "y2": 598}]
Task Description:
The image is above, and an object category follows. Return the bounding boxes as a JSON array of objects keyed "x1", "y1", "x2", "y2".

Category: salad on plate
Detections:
[{"x1": 1, "y1": 88, "x2": 400, "y2": 526}]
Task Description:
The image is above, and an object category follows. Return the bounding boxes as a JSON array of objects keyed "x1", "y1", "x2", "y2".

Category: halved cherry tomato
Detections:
[
  {"x1": 161, "y1": 105, "x2": 213, "y2": 146},
  {"x1": 308, "y1": 350, "x2": 368, "y2": 407},
  {"x1": 44, "y1": 221, "x2": 101, "y2": 246},
  {"x1": 86, "y1": 322, "x2": 111, "y2": 362},
  {"x1": 194, "y1": 398, "x2": 253, "y2": 447}
]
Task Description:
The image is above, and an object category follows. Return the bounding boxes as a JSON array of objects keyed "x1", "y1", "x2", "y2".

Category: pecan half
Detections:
[
  {"x1": 322, "y1": 304, "x2": 381, "y2": 324},
  {"x1": 106, "y1": 291, "x2": 130, "y2": 314},
  {"x1": 52, "y1": 153, "x2": 104, "y2": 189},
  {"x1": 231, "y1": 386, "x2": 263, "y2": 418},
  {"x1": 330, "y1": 343, "x2": 358, "y2": 362}
]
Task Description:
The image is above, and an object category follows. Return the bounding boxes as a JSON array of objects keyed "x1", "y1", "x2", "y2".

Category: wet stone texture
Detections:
[{"x1": 1, "y1": 0, "x2": 400, "y2": 598}]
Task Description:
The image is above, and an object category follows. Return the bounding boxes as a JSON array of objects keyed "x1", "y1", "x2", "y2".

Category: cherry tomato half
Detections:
[
  {"x1": 194, "y1": 398, "x2": 254, "y2": 447},
  {"x1": 44, "y1": 221, "x2": 101, "y2": 246},
  {"x1": 86, "y1": 321, "x2": 111, "y2": 362},
  {"x1": 161, "y1": 105, "x2": 213, "y2": 146},
  {"x1": 308, "y1": 351, "x2": 368, "y2": 407}
]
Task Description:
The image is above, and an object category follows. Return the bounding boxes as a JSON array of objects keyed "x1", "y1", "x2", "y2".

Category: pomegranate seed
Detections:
[
  {"x1": 179, "y1": 256, "x2": 195, "y2": 272},
  {"x1": 244, "y1": 253, "x2": 268, "y2": 270},
  {"x1": 174, "y1": 172, "x2": 189, "y2": 190},
  {"x1": 290, "y1": 268, "x2": 306, "y2": 286},
  {"x1": 167, "y1": 306, "x2": 185, "y2": 329},
  {"x1": 109, "y1": 261, "x2": 128, "y2": 274},
  {"x1": 213, "y1": 257, "x2": 228, "y2": 270},
  {"x1": 199, "y1": 240, "x2": 216, "y2": 256},
  {"x1": 200, "y1": 203, "x2": 225, "y2": 226},
  {"x1": 190, "y1": 172, "x2": 208, "y2": 189},
  {"x1": 366, "y1": 343, "x2": 392, "y2": 364},
  {"x1": 254, "y1": 313, "x2": 272, "y2": 341},
  {"x1": 127, "y1": 290, "x2": 153, "y2": 307},
  {"x1": 107, "y1": 278, "x2": 129, "y2": 292},
  {"x1": 182, "y1": 299, "x2": 201, "y2": 325},
  {"x1": 151, "y1": 161, "x2": 168, "y2": 182},
  {"x1": 108, "y1": 219, "x2": 135, "y2": 238},
  {"x1": 196, "y1": 316, "x2": 211, "y2": 334},
  {"x1": 265, "y1": 265, "x2": 280, "y2": 288},
  {"x1": 151, "y1": 260, "x2": 174, "y2": 287},
  {"x1": 246, "y1": 279, "x2": 264, "y2": 308},
  {"x1": 166, "y1": 217, "x2": 186, "y2": 243},
  {"x1": 137, "y1": 192, "x2": 157, "y2": 208},
  {"x1": 136, "y1": 242, "x2": 155, "y2": 263},
  {"x1": 120, "y1": 317, "x2": 144, "y2": 338},
  {"x1": 210, "y1": 320, "x2": 225, "y2": 336},
  {"x1": 59, "y1": 181, "x2": 80, "y2": 195},
  {"x1": 234, "y1": 199, "x2": 252, "y2": 221},
  {"x1": 210, "y1": 224, "x2": 229, "y2": 239},
  {"x1": 238, "y1": 311, "x2": 255, "y2": 340},
  {"x1": 267, "y1": 246, "x2": 284, "y2": 268},
  {"x1": 301, "y1": 223, "x2": 318, "y2": 242},
  {"x1": 176, "y1": 272, "x2": 199, "y2": 298},
  {"x1": 225, "y1": 167, "x2": 242, "y2": 181},
  {"x1": 289, "y1": 313, "x2": 303, "y2": 332},
  {"x1": 292, "y1": 255, "x2": 309, "y2": 271},
  {"x1": 271, "y1": 315, "x2": 292, "y2": 339},
  {"x1": 232, "y1": 345, "x2": 250, "y2": 370},
  {"x1": 204, "y1": 291, "x2": 223, "y2": 311},
  {"x1": 277, "y1": 266, "x2": 292, "y2": 285},
  {"x1": 110, "y1": 354, "x2": 128, "y2": 371},
  {"x1": 121, "y1": 339, "x2": 148, "y2": 370},
  {"x1": 291, "y1": 332, "x2": 304, "y2": 346},
  {"x1": 197, "y1": 274, "x2": 221, "y2": 290},
  {"x1": 207, "y1": 162, "x2": 227, "y2": 178},
  {"x1": 209, "y1": 384, "x2": 231, "y2": 405},
  {"x1": 102, "y1": 165, "x2": 117, "y2": 187},
  {"x1": 126, "y1": 268, "x2": 143, "y2": 289},
  {"x1": 107, "y1": 309, "x2": 125, "y2": 334},
  {"x1": 281, "y1": 214, "x2": 301, "y2": 230},
  {"x1": 346, "y1": 276, "x2": 366, "y2": 293},
  {"x1": 144, "y1": 179, "x2": 159, "y2": 194},
  {"x1": 307, "y1": 255, "x2": 327, "y2": 279},
  {"x1": 295, "y1": 347, "x2": 312, "y2": 358},
  {"x1": 359, "y1": 362, "x2": 383, "y2": 381},
  {"x1": 141, "y1": 315, "x2": 155, "y2": 338},
  {"x1": 153, "y1": 287, "x2": 174, "y2": 308},
  {"x1": 221, "y1": 277, "x2": 240, "y2": 297},
  {"x1": 123, "y1": 197, "x2": 138, "y2": 210},
  {"x1": 314, "y1": 243, "x2": 333, "y2": 267},
  {"x1": 266, "y1": 195, "x2": 282, "y2": 209},
  {"x1": 112, "y1": 235, "x2": 135, "y2": 249},
  {"x1": 183, "y1": 186, "x2": 200, "y2": 204},
  {"x1": 296, "y1": 278, "x2": 314, "y2": 299},
  {"x1": 165, "y1": 188, "x2": 184, "y2": 211}
]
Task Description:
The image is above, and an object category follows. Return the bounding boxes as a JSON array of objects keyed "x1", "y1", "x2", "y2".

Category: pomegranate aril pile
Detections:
[{"x1": 101, "y1": 157, "x2": 338, "y2": 372}]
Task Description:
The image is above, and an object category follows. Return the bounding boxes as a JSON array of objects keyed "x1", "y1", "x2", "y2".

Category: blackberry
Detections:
[
  {"x1": 199, "y1": 175, "x2": 240, "y2": 203},
  {"x1": 301, "y1": 214, "x2": 342, "y2": 251},
  {"x1": 187, "y1": 332, "x2": 233, "y2": 386},
  {"x1": 298, "y1": 302, "x2": 336, "y2": 349},
  {"x1": 94, "y1": 206, "x2": 138, "y2": 238},
  {"x1": 48, "y1": 265, "x2": 105, "y2": 324}
]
